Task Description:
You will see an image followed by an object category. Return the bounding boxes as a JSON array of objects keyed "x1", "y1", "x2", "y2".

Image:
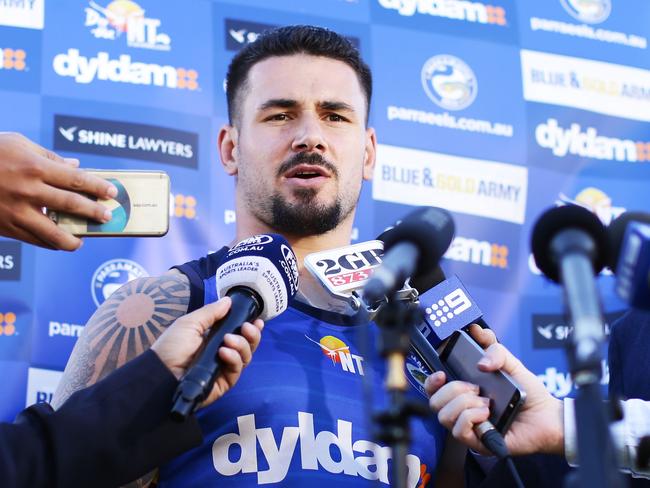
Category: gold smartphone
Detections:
[{"x1": 47, "y1": 170, "x2": 170, "y2": 237}]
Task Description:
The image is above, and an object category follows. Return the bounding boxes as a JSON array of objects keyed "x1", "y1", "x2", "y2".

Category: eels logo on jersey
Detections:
[
  {"x1": 305, "y1": 334, "x2": 365, "y2": 376},
  {"x1": 405, "y1": 353, "x2": 431, "y2": 397}
]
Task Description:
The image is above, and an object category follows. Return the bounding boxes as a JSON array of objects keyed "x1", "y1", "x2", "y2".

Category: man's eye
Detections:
[{"x1": 326, "y1": 113, "x2": 346, "y2": 122}]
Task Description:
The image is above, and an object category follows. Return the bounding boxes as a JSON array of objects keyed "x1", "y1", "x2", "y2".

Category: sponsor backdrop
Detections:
[{"x1": 0, "y1": 0, "x2": 648, "y2": 420}]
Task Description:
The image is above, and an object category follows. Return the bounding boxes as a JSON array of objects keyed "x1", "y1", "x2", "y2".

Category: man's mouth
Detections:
[{"x1": 284, "y1": 164, "x2": 331, "y2": 180}]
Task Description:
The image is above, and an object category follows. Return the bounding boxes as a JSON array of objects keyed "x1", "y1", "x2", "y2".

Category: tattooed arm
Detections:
[
  {"x1": 53, "y1": 271, "x2": 191, "y2": 407},
  {"x1": 52, "y1": 271, "x2": 191, "y2": 488}
]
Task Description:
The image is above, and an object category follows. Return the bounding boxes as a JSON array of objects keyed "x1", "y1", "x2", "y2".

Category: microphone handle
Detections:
[{"x1": 171, "y1": 287, "x2": 261, "y2": 421}]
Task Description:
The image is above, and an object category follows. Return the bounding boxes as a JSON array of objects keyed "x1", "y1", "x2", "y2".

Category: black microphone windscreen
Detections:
[
  {"x1": 607, "y1": 211, "x2": 650, "y2": 272},
  {"x1": 531, "y1": 205, "x2": 608, "y2": 283},
  {"x1": 381, "y1": 206, "x2": 455, "y2": 274},
  {"x1": 377, "y1": 226, "x2": 446, "y2": 293}
]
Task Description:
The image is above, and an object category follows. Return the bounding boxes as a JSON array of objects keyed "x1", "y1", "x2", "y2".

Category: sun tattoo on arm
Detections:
[{"x1": 52, "y1": 273, "x2": 191, "y2": 409}]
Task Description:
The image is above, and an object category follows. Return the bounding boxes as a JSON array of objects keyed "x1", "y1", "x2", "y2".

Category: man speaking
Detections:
[{"x1": 54, "y1": 25, "x2": 457, "y2": 487}]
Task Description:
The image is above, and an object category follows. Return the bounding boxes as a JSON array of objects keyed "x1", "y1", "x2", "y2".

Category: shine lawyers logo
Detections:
[
  {"x1": 224, "y1": 18, "x2": 361, "y2": 52},
  {"x1": 54, "y1": 114, "x2": 198, "y2": 169},
  {"x1": 0, "y1": 241, "x2": 21, "y2": 281}
]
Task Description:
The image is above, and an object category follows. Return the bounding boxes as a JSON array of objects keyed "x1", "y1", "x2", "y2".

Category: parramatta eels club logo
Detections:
[
  {"x1": 421, "y1": 54, "x2": 478, "y2": 111},
  {"x1": 560, "y1": 0, "x2": 611, "y2": 24},
  {"x1": 91, "y1": 258, "x2": 148, "y2": 306}
]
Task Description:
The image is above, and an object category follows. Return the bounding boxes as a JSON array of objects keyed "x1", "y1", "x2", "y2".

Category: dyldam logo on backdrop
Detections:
[
  {"x1": 444, "y1": 235, "x2": 509, "y2": 269},
  {"x1": 52, "y1": 49, "x2": 199, "y2": 90},
  {"x1": 377, "y1": 0, "x2": 507, "y2": 26},
  {"x1": 535, "y1": 118, "x2": 650, "y2": 163}
]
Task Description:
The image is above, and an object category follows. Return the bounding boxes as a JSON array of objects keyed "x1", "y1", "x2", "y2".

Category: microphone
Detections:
[
  {"x1": 531, "y1": 205, "x2": 622, "y2": 488},
  {"x1": 607, "y1": 211, "x2": 650, "y2": 272},
  {"x1": 171, "y1": 234, "x2": 299, "y2": 420},
  {"x1": 304, "y1": 238, "x2": 386, "y2": 311},
  {"x1": 607, "y1": 212, "x2": 650, "y2": 310},
  {"x1": 305, "y1": 224, "x2": 510, "y2": 459},
  {"x1": 363, "y1": 206, "x2": 455, "y2": 306},
  {"x1": 377, "y1": 214, "x2": 510, "y2": 459},
  {"x1": 531, "y1": 204, "x2": 608, "y2": 360},
  {"x1": 407, "y1": 270, "x2": 511, "y2": 459}
]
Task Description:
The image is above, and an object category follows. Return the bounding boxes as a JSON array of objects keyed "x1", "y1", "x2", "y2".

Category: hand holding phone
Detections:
[
  {"x1": 427, "y1": 325, "x2": 565, "y2": 457},
  {"x1": 0, "y1": 133, "x2": 118, "y2": 250},
  {"x1": 47, "y1": 170, "x2": 170, "y2": 237},
  {"x1": 439, "y1": 329, "x2": 526, "y2": 433}
]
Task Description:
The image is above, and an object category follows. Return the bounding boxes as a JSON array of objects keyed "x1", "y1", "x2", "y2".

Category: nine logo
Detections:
[
  {"x1": 84, "y1": 0, "x2": 172, "y2": 51},
  {"x1": 91, "y1": 258, "x2": 148, "y2": 306},
  {"x1": 421, "y1": 55, "x2": 478, "y2": 111},
  {"x1": 560, "y1": 0, "x2": 611, "y2": 24},
  {"x1": 424, "y1": 287, "x2": 472, "y2": 327}
]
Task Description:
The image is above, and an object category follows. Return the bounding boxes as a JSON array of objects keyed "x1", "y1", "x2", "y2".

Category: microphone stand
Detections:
[
  {"x1": 372, "y1": 289, "x2": 430, "y2": 488},
  {"x1": 554, "y1": 238, "x2": 624, "y2": 488}
]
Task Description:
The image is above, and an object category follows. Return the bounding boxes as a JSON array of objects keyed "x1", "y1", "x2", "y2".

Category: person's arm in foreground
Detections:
[
  {"x1": 0, "y1": 132, "x2": 117, "y2": 250},
  {"x1": 425, "y1": 325, "x2": 650, "y2": 480},
  {"x1": 0, "y1": 298, "x2": 263, "y2": 488}
]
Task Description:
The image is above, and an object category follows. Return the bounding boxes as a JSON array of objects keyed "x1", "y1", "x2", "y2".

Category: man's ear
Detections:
[
  {"x1": 362, "y1": 127, "x2": 377, "y2": 181},
  {"x1": 218, "y1": 124, "x2": 239, "y2": 175}
]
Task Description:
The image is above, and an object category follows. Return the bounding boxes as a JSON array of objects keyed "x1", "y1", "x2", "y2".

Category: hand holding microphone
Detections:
[
  {"x1": 151, "y1": 297, "x2": 264, "y2": 408},
  {"x1": 171, "y1": 234, "x2": 299, "y2": 420}
]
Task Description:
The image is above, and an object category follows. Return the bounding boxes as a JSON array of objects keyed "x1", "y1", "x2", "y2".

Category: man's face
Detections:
[{"x1": 222, "y1": 54, "x2": 376, "y2": 236}]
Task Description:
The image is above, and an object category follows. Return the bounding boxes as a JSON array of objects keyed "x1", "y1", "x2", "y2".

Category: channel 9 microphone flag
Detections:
[{"x1": 172, "y1": 234, "x2": 299, "y2": 418}]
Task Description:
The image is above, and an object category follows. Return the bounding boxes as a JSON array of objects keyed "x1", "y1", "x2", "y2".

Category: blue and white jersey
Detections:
[{"x1": 158, "y1": 249, "x2": 446, "y2": 487}]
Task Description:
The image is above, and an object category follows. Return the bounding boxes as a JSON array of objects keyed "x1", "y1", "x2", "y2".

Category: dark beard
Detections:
[{"x1": 267, "y1": 190, "x2": 343, "y2": 236}]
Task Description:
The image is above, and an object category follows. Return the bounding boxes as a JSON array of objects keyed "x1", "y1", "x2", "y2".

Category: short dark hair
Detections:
[{"x1": 225, "y1": 25, "x2": 372, "y2": 125}]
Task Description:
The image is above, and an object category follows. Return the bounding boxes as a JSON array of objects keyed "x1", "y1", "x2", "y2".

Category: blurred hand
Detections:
[
  {"x1": 425, "y1": 324, "x2": 565, "y2": 456},
  {"x1": 151, "y1": 297, "x2": 264, "y2": 408},
  {"x1": 0, "y1": 132, "x2": 117, "y2": 250}
]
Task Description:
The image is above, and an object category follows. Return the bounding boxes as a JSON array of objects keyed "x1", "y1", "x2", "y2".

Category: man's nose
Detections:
[{"x1": 291, "y1": 114, "x2": 327, "y2": 152}]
